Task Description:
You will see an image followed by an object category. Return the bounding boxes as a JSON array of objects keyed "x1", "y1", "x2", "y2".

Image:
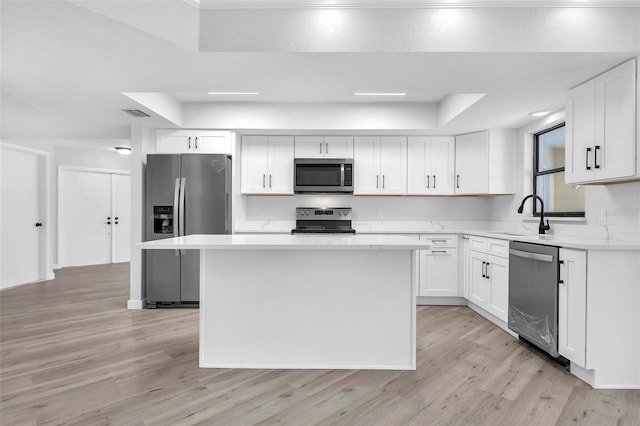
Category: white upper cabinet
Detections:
[
  {"x1": 294, "y1": 136, "x2": 353, "y2": 159},
  {"x1": 241, "y1": 136, "x2": 294, "y2": 195},
  {"x1": 566, "y1": 58, "x2": 637, "y2": 184},
  {"x1": 354, "y1": 136, "x2": 407, "y2": 195},
  {"x1": 156, "y1": 129, "x2": 232, "y2": 154},
  {"x1": 454, "y1": 130, "x2": 515, "y2": 195},
  {"x1": 407, "y1": 136, "x2": 455, "y2": 195}
]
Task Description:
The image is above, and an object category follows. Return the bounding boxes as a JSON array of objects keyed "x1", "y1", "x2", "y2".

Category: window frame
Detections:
[{"x1": 532, "y1": 123, "x2": 585, "y2": 218}]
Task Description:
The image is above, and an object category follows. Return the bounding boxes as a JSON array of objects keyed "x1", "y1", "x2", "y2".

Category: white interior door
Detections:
[
  {"x1": 112, "y1": 174, "x2": 131, "y2": 263},
  {"x1": 1, "y1": 146, "x2": 44, "y2": 288},
  {"x1": 60, "y1": 169, "x2": 112, "y2": 267}
]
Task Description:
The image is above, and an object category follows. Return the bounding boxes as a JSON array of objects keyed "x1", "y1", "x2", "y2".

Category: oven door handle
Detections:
[{"x1": 509, "y1": 249, "x2": 554, "y2": 263}]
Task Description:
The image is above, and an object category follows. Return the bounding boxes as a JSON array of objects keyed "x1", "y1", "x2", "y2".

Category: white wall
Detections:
[{"x1": 490, "y1": 111, "x2": 640, "y2": 242}]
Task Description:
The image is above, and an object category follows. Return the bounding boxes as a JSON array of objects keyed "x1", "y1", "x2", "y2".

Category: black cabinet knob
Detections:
[{"x1": 35, "y1": 222, "x2": 43, "y2": 227}]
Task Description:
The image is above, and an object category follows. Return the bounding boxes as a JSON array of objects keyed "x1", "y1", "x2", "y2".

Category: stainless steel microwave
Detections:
[{"x1": 294, "y1": 158, "x2": 353, "y2": 194}]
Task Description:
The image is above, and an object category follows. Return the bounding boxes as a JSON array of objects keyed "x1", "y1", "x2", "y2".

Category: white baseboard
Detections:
[
  {"x1": 46, "y1": 271, "x2": 55, "y2": 280},
  {"x1": 53, "y1": 264, "x2": 60, "y2": 270},
  {"x1": 417, "y1": 296, "x2": 467, "y2": 306},
  {"x1": 570, "y1": 363, "x2": 595, "y2": 388},
  {"x1": 127, "y1": 299, "x2": 145, "y2": 310}
]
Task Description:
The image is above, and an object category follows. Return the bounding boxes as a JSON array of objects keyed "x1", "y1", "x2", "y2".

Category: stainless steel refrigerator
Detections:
[{"x1": 145, "y1": 154, "x2": 231, "y2": 307}]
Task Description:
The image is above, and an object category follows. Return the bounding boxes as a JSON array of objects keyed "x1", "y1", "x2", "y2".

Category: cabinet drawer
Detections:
[
  {"x1": 420, "y1": 234, "x2": 458, "y2": 248},
  {"x1": 468, "y1": 236, "x2": 487, "y2": 251},
  {"x1": 486, "y1": 238, "x2": 509, "y2": 258}
]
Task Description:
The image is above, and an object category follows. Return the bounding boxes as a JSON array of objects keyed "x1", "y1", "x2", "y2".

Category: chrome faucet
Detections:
[{"x1": 517, "y1": 194, "x2": 551, "y2": 235}]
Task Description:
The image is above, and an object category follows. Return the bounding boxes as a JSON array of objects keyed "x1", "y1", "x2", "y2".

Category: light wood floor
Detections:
[{"x1": 1, "y1": 263, "x2": 638, "y2": 425}]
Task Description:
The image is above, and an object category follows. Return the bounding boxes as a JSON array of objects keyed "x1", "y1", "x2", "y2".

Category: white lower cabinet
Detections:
[
  {"x1": 466, "y1": 236, "x2": 509, "y2": 323},
  {"x1": 418, "y1": 234, "x2": 459, "y2": 298},
  {"x1": 558, "y1": 248, "x2": 587, "y2": 368}
]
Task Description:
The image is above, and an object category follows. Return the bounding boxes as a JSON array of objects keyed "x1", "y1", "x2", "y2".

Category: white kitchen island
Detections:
[{"x1": 139, "y1": 234, "x2": 429, "y2": 370}]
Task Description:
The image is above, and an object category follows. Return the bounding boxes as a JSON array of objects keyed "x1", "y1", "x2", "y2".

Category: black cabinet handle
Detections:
[
  {"x1": 594, "y1": 145, "x2": 600, "y2": 169},
  {"x1": 433, "y1": 175, "x2": 436, "y2": 189},
  {"x1": 456, "y1": 174, "x2": 460, "y2": 189},
  {"x1": 195, "y1": 137, "x2": 198, "y2": 149},
  {"x1": 35, "y1": 222, "x2": 43, "y2": 227},
  {"x1": 486, "y1": 263, "x2": 490, "y2": 279},
  {"x1": 586, "y1": 147, "x2": 592, "y2": 170},
  {"x1": 482, "y1": 261, "x2": 486, "y2": 278},
  {"x1": 188, "y1": 136, "x2": 192, "y2": 149}
]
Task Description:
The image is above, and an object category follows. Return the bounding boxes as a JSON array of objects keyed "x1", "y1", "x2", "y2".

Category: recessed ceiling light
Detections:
[
  {"x1": 530, "y1": 110, "x2": 551, "y2": 117},
  {"x1": 354, "y1": 92, "x2": 406, "y2": 96},
  {"x1": 208, "y1": 91, "x2": 260, "y2": 95}
]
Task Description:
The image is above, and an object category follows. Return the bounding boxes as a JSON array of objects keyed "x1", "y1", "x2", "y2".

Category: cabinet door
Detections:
[
  {"x1": 194, "y1": 131, "x2": 231, "y2": 154},
  {"x1": 324, "y1": 136, "x2": 354, "y2": 159},
  {"x1": 455, "y1": 131, "x2": 489, "y2": 194},
  {"x1": 379, "y1": 136, "x2": 407, "y2": 195},
  {"x1": 469, "y1": 252, "x2": 488, "y2": 307},
  {"x1": 354, "y1": 136, "x2": 381, "y2": 195},
  {"x1": 558, "y1": 248, "x2": 587, "y2": 367},
  {"x1": 407, "y1": 137, "x2": 430, "y2": 195},
  {"x1": 267, "y1": 136, "x2": 294, "y2": 194},
  {"x1": 241, "y1": 136, "x2": 269, "y2": 194},
  {"x1": 156, "y1": 130, "x2": 193, "y2": 153},
  {"x1": 430, "y1": 136, "x2": 455, "y2": 195},
  {"x1": 294, "y1": 136, "x2": 325, "y2": 159},
  {"x1": 565, "y1": 80, "x2": 597, "y2": 184},
  {"x1": 594, "y1": 59, "x2": 636, "y2": 181},
  {"x1": 419, "y1": 249, "x2": 459, "y2": 297},
  {"x1": 486, "y1": 254, "x2": 509, "y2": 322}
]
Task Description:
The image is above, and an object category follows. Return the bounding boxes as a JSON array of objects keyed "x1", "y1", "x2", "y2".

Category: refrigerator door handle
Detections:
[
  {"x1": 179, "y1": 177, "x2": 186, "y2": 255},
  {"x1": 173, "y1": 178, "x2": 180, "y2": 256}
]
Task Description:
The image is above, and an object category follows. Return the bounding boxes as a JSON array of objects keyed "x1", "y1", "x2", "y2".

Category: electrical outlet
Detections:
[
  {"x1": 597, "y1": 210, "x2": 607, "y2": 226},
  {"x1": 262, "y1": 210, "x2": 269, "y2": 219},
  {"x1": 376, "y1": 210, "x2": 384, "y2": 220}
]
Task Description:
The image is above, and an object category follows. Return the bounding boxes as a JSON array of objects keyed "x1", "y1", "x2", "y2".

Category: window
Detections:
[{"x1": 533, "y1": 124, "x2": 585, "y2": 217}]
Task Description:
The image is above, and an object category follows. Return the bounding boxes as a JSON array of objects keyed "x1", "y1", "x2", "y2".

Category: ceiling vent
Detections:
[{"x1": 122, "y1": 109, "x2": 151, "y2": 118}]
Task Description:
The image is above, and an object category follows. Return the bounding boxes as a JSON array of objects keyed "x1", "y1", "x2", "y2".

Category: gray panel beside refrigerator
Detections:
[{"x1": 145, "y1": 154, "x2": 232, "y2": 308}]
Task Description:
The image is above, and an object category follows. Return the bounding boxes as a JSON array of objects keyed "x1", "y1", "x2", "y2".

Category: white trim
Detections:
[
  {"x1": 0, "y1": 142, "x2": 49, "y2": 156},
  {"x1": 0, "y1": 142, "x2": 53, "y2": 284},
  {"x1": 416, "y1": 296, "x2": 467, "y2": 305},
  {"x1": 127, "y1": 299, "x2": 145, "y2": 309},
  {"x1": 199, "y1": 363, "x2": 415, "y2": 370},
  {"x1": 58, "y1": 165, "x2": 131, "y2": 176},
  {"x1": 198, "y1": 1, "x2": 640, "y2": 9}
]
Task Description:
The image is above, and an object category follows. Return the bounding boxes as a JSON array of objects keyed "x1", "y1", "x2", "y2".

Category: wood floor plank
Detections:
[{"x1": 1, "y1": 263, "x2": 639, "y2": 426}]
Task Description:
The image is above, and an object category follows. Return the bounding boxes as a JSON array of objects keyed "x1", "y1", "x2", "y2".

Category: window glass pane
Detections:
[
  {"x1": 536, "y1": 172, "x2": 585, "y2": 213},
  {"x1": 537, "y1": 126, "x2": 565, "y2": 172}
]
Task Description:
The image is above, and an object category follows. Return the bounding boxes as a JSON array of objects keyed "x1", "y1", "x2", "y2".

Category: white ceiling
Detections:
[{"x1": 1, "y1": 0, "x2": 639, "y2": 139}]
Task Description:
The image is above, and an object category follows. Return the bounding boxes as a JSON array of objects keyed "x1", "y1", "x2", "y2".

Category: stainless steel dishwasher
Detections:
[{"x1": 508, "y1": 241, "x2": 561, "y2": 358}]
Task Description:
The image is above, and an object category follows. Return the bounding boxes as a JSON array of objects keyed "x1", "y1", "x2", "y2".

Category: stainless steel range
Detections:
[{"x1": 291, "y1": 207, "x2": 355, "y2": 234}]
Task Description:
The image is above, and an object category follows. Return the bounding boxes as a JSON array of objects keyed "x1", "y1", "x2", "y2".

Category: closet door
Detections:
[
  {"x1": 60, "y1": 168, "x2": 130, "y2": 267},
  {"x1": 60, "y1": 169, "x2": 112, "y2": 267}
]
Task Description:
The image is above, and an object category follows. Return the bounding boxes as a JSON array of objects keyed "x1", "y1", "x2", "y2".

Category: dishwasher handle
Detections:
[{"x1": 509, "y1": 248, "x2": 554, "y2": 263}]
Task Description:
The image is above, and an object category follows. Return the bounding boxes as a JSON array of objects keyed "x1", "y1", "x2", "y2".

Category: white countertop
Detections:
[
  {"x1": 463, "y1": 231, "x2": 640, "y2": 250},
  {"x1": 138, "y1": 234, "x2": 430, "y2": 250}
]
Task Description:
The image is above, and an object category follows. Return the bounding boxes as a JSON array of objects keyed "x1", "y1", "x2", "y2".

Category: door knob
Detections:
[{"x1": 35, "y1": 222, "x2": 43, "y2": 227}]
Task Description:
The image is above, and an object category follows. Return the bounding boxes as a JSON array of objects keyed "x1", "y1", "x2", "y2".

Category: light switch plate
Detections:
[{"x1": 597, "y1": 210, "x2": 606, "y2": 226}]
